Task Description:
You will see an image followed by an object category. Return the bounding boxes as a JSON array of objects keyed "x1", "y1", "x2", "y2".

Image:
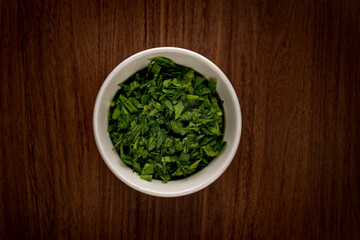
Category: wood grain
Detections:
[{"x1": 1, "y1": 0, "x2": 359, "y2": 239}]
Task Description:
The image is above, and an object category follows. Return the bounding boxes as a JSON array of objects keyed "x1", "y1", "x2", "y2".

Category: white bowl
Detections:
[{"x1": 93, "y1": 47, "x2": 241, "y2": 197}]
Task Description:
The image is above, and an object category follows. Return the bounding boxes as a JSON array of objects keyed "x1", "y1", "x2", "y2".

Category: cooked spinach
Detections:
[{"x1": 108, "y1": 57, "x2": 226, "y2": 183}]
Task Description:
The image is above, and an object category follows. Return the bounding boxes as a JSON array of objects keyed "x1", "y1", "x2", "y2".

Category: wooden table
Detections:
[{"x1": 1, "y1": 0, "x2": 359, "y2": 239}]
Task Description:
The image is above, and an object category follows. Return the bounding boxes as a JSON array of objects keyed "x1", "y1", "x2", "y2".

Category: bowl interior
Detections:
[{"x1": 93, "y1": 47, "x2": 241, "y2": 197}]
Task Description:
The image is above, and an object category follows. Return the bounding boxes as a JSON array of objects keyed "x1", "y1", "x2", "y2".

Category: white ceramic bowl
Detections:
[{"x1": 93, "y1": 47, "x2": 241, "y2": 197}]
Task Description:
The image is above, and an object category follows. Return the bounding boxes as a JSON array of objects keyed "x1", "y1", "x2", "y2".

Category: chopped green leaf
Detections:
[
  {"x1": 140, "y1": 174, "x2": 152, "y2": 181},
  {"x1": 194, "y1": 76, "x2": 205, "y2": 87},
  {"x1": 163, "y1": 79, "x2": 172, "y2": 87},
  {"x1": 129, "y1": 81, "x2": 140, "y2": 94},
  {"x1": 151, "y1": 56, "x2": 178, "y2": 68},
  {"x1": 162, "y1": 98, "x2": 174, "y2": 113},
  {"x1": 124, "y1": 99, "x2": 138, "y2": 113},
  {"x1": 186, "y1": 94, "x2": 200, "y2": 100},
  {"x1": 170, "y1": 120, "x2": 187, "y2": 136},
  {"x1": 179, "y1": 152, "x2": 190, "y2": 162},
  {"x1": 107, "y1": 57, "x2": 227, "y2": 183},
  {"x1": 160, "y1": 174, "x2": 171, "y2": 183},
  {"x1": 152, "y1": 63, "x2": 161, "y2": 75},
  {"x1": 186, "y1": 160, "x2": 201, "y2": 174},
  {"x1": 141, "y1": 163, "x2": 154, "y2": 175},
  {"x1": 208, "y1": 81, "x2": 217, "y2": 94},
  {"x1": 112, "y1": 107, "x2": 121, "y2": 120},
  {"x1": 203, "y1": 144, "x2": 218, "y2": 157},
  {"x1": 174, "y1": 101, "x2": 184, "y2": 119}
]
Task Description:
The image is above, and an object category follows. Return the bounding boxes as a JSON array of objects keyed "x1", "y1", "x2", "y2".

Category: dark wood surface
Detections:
[{"x1": 1, "y1": 0, "x2": 359, "y2": 239}]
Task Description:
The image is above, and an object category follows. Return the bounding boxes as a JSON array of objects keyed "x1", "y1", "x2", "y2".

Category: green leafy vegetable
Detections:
[
  {"x1": 108, "y1": 57, "x2": 226, "y2": 183},
  {"x1": 174, "y1": 101, "x2": 184, "y2": 119},
  {"x1": 140, "y1": 163, "x2": 154, "y2": 181},
  {"x1": 150, "y1": 56, "x2": 178, "y2": 68}
]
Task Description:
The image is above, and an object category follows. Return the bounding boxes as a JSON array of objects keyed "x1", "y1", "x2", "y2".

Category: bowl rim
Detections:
[{"x1": 93, "y1": 47, "x2": 242, "y2": 197}]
